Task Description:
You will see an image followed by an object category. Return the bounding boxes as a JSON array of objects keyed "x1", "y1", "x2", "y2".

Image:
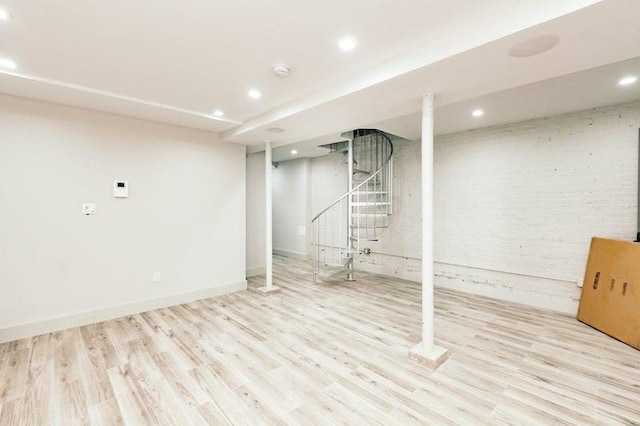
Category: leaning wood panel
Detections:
[{"x1": 577, "y1": 237, "x2": 640, "y2": 350}]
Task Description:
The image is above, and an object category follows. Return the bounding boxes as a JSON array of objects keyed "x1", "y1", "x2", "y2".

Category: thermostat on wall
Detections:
[{"x1": 114, "y1": 180, "x2": 129, "y2": 198}]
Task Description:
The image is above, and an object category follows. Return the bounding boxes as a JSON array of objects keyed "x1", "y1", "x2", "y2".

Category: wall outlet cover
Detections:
[{"x1": 82, "y1": 203, "x2": 96, "y2": 215}]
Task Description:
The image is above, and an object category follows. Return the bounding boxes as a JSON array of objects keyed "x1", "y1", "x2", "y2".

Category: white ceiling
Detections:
[
  {"x1": 1, "y1": 0, "x2": 639, "y2": 160},
  {"x1": 371, "y1": 57, "x2": 640, "y2": 141},
  {"x1": 271, "y1": 56, "x2": 640, "y2": 162}
]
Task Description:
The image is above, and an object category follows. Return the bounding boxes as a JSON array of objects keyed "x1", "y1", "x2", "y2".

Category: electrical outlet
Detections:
[
  {"x1": 82, "y1": 203, "x2": 96, "y2": 215},
  {"x1": 152, "y1": 272, "x2": 161, "y2": 282}
]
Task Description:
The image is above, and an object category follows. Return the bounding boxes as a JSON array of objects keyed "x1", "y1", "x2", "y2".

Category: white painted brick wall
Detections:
[
  {"x1": 314, "y1": 102, "x2": 640, "y2": 314},
  {"x1": 432, "y1": 102, "x2": 639, "y2": 313},
  {"x1": 353, "y1": 135, "x2": 422, "y2": 281}
]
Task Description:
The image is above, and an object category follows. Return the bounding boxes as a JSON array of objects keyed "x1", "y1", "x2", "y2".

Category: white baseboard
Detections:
[
  {"x1": 0, "y1": 280, "x2": 247, "y2": 344},
  {"x1": 273, "y1": 248, "x2": 310, "y2": 260},
  {"x1": 246, "y1": 267, "x2": 265, "y2": 278}
]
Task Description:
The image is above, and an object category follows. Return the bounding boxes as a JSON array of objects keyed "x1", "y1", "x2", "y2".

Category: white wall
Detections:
[
  {"x1": 0, "y1": 94, "x2": 247, "y2": 341},
  {"x1": 245, "y1": 151, "x2": 344, "y2": 271},
  {"x1": 312, "y1": 102, "x2": 640, "y2": 313},
  {"x1": 432, "y1": 101, "x2": 639, "y2": 313},
  {"x1": 310, "y1": 151, "x2": 348, "y2": 218},
  {"x1": 273, "y1": 158, "x2": 311, "y2": 258},
  {"x1": 246, "y1": 152, "x2": 266, "y2": 276}
]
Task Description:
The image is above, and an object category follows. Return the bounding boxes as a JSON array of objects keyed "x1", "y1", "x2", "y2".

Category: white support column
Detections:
[
  {"x1": 346, "y1": 137, "x2": 355, "y2": 281},
  {"x1": 258, "y1": 141, "x2": 280, "y2": 295},
  {"x1": 409, "y1": 93, "x2": 448, "y2": 369}
]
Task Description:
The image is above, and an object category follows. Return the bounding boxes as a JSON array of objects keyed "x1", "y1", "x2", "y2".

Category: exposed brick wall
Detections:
[{"x1": 313, "y1": 102, "x2": 640, "y2": 313}]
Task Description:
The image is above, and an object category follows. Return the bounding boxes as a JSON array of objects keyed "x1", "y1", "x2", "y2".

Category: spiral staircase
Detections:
[{"x1": 311, "y1": 129, "x2": 394, "y2": 284}]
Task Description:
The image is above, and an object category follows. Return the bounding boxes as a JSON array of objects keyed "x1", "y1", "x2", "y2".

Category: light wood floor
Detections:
[{"x1": 1, "y1": 256, "x2": 639, "y2": 425}]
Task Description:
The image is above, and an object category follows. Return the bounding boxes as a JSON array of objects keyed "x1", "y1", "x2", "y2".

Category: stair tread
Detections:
[
  {"x1": 351, "y1": 201, "x2": 391, "y2": 206},
  {"x1": 352, "y1": 191, "x2": 389, "y2": 195},
  {"x1": 349, "y1": 236, "x2": 379, "y2": 242},
  {"x1": 353, "y1": 169, "x2": 371, "y2": 174}
]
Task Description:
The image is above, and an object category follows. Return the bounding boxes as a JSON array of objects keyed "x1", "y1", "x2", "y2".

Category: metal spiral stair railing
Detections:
[{"x1": 311, "y1": 129, "x2": 394, "y2": 284}]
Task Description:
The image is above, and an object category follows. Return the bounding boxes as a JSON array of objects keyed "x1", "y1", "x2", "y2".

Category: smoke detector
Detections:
[{"x1": 272, "y1": 64, "x2": 290, "y2": 78}]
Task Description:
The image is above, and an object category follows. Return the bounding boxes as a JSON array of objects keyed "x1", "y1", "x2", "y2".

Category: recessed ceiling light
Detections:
[
  {"x1": 619, "y1": 76, "x2": 638, "y2": 86},
  {"x1": 291, "y1": 149, "x2": 298, "y2": 155},
  {"x1": 0, "y1": 58, "x2": 17, "y2": 70},
  {"x1": 338, "y1": 37, "x2": 358, "y2": 51},
  {"x1": 267, "y1": 127, "x2": 284, "y2": 133},
  {"x1": 248, "y1": 89, "x2": 261, "y2": 99},
  {"x1": 508, "y1": 34, "x2": 560, "y2": 58},
  {"x1": 0, "y1": 9, "x2": 10, "y2": 21},
  {"x1": 213, "y1": 110, "x2": 224, "y2": 117},
  {"x1": 472, "y1": 109, "x2": 484, "y2": 117}
]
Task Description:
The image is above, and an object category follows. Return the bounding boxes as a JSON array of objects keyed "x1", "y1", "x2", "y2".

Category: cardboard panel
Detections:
[{"x1": 577, "y1": 237, "x2": 640, "y2": 350}]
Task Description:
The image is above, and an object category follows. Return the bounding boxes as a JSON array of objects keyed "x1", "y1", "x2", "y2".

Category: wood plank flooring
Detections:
[{"x1": 1, "y1": 255, "x2": 639, "y2": 425}]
